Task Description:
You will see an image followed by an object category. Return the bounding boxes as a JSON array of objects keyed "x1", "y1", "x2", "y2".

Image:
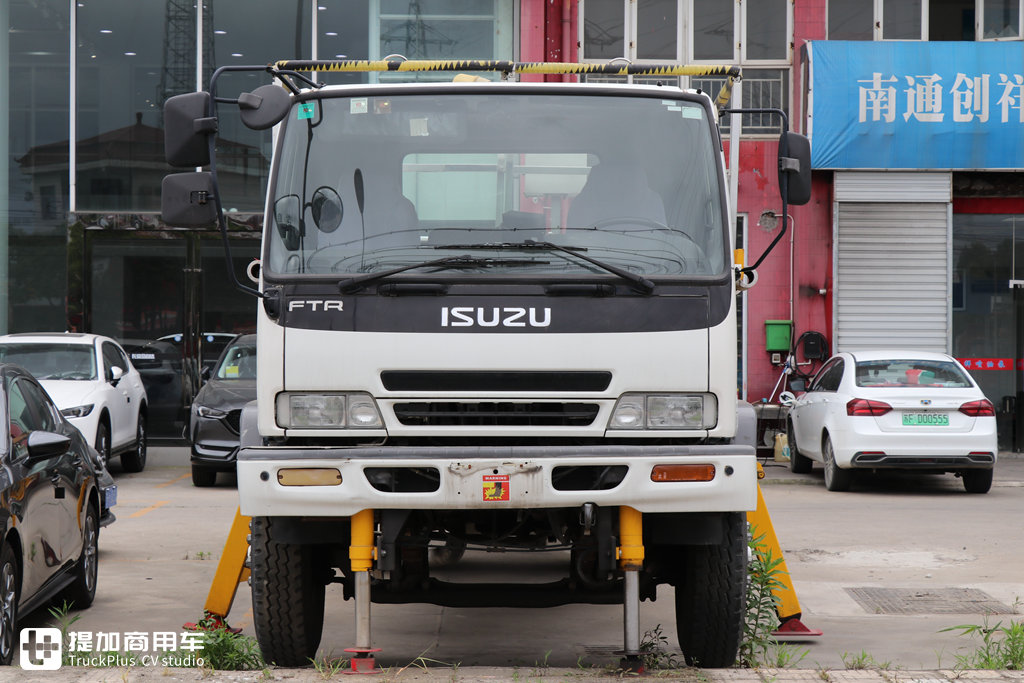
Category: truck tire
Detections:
[
  {"x1": 250, "y1": 516, "x2": 326, "y2": 666},
  {"x1": 674, "y1": 511, "x2": 747, "y2": 668}
]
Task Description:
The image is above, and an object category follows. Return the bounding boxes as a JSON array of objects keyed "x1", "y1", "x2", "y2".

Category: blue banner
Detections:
[{"x1": 809, "y1": 41, "x2": 1024, "y2": 169}]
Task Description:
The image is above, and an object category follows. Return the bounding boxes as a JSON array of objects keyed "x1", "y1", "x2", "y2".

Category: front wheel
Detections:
[
  {"x1": 94, "y1": 420, "x2": 111, "y2": 466},
  {"x1": 822, "y1": 436, "x2": 853, "y2": 492},
  {"x1": 120, "y1": 413, "x2": 147, "y2": 473},
  {"x1": 191, "y1": 465, "x2": 217, "y2": 488},
  {"x1": 0, "y1": 543, "x2": 19, "y2": 665},
  {"x1": 62, "y1": 503, "x2": 99, "y2": 609},
  {"x1": 674, "y1": 512, "x2": 747, "y2": 668},
  {"x1": 962, "y1": 469, "x2": 993, "y2": 494},
  {"x1": 787, "y1": 419, "x2": 813, "y2": 474},
  {"x1": 250, "y1": 516, "x2": 326, "y2": 666}
]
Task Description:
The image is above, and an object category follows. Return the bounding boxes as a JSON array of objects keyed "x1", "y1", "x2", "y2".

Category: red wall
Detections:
[{"x1": 729, "y1": 138, "x2": 833, "y2": 401}]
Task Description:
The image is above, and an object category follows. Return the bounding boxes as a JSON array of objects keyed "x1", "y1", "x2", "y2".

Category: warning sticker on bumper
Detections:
[{"x1": 483, "y1": 474, "x2": 510, "y2": 501}]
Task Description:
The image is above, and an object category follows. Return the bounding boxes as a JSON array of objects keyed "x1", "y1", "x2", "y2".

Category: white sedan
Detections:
[
  {"x1": 0, "y1": 332, "x2": 149, "y2": 472},
  {"x1": 784, "y1": 350, "x2": 997, "y2": 493}
]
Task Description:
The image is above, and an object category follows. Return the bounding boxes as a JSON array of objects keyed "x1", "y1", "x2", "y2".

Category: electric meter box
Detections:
[{"x1": 764, "y1": 320, "x2": 793, "y2": 353}]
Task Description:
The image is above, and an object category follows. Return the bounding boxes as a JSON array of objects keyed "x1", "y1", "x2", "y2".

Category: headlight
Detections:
[
  {"x1": 276, "y1": 392, "x2": 383, "y2": 429},
  {"x1": 609, "y1": 394, "x2": 717, "y2": 430},
  {"x1": 195, "y1": 405, "x2": 228, "y2": 419},
  {"x1": 61, "y1": 404, "x2": 94, "y2": 419}
]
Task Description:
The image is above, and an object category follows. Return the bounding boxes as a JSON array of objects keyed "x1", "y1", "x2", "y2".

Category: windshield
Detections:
[
  {"x1": 216, "y1": 340, "x2": 257, "y2": 380},
  {"x1": 0, "y1": 343, "x2": 97, "y2": 381},
  {"x1": 855, "y1": 360, "x2": 973, "y2": 388},
  {"x1": 266, "y1": 89, "x2": 727, "y2": 280}
]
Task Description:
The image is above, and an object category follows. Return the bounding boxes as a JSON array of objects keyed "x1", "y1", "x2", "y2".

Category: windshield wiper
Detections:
[
  {"x1": 338, "y1": 255, "x2": 549, "y2": 293},
  {"x1": 437, "y1": 240, "x2": 654, "y2": 294}
]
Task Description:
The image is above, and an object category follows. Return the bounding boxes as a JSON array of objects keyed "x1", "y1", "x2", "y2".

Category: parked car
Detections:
[
  {"x1": 188, "y1": 334, "x2": 256, "y2": 487},
  {"x1": 784, "y1": 350, "x2": 997, "y2": 493},
  {"x1": 0, "y1": 333, "x2": 149, "y2": 472},
  {"x1": 0, "y1": 363, "x2": 115, "y2": 664}
]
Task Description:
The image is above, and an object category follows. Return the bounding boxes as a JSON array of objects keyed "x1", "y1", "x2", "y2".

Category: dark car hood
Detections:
[{"x1": 194, "y1": 379, "x2": 257, "y2": 411}]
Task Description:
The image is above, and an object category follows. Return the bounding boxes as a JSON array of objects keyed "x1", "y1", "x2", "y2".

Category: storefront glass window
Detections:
[
  {"x1": 637, "y1": 0, "x2": 677, "y2": 59},
  {"x1": 207, "y1": 0, "x2": 309, "y2": 212},
  {"x1": 952, "y1": 212, "x2": 1024, "y2": 446},
  {"x1": 883, "y1": 0, "x2": 923, "y2": 39},
  {"x1": 983, "y1": 0, "x2": 1021, "y2": 38},
  {"x1": 3, "y1": 0, "x2": 70, "y2": 333},
  {"x1": 77, "y1": 2, "x2": 183, "y2": 213}
]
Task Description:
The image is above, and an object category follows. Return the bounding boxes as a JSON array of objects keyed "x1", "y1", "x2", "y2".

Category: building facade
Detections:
[{"x1": 2, "y1": 1, "x2": 1022, "y2": 442}]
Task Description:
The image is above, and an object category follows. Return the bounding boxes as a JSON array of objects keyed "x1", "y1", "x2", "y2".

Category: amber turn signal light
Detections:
[{"x1": 650, "y1": 464, "x2": 716, "y2": 482}]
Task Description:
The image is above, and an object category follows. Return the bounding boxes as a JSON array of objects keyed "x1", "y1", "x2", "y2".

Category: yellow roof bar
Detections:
[{"x1": 274, "y1": 59, "x2": 741, "y2": 79}]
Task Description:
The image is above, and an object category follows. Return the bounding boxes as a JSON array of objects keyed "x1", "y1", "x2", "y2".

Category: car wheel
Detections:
[
  {"x1": 121, "y1": 413, "x2": 147, "y2": 473},
  {"x1": 822, "y1": 435, "x2": 853, "y2": 492},
  {"x1": 0, "y1": 543, "x2": 19, "y2": 665},
  {"x1": 962, "y1": 469, "x2": 993, "y2": 494},
  {"x1": 191, "y1": 465, "x2": 217, "y2": 488},
  {"x1": 787, "y1": 419, "x2": 813, "y2": 474},
  {"x1": 62, "y1": 503, "x2": 99, "y2": 609},
  {"x1": 95, "y1": 420, "x2": 111, "y2": 466}
]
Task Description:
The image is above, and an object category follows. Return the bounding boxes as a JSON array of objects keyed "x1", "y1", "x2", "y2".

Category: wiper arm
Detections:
[
  {"x1": 337, "y1": 255, "x2": 549, "y2": 293},
  {"x1": 438, "y1": 240, "x2": 654, "y2": 294}
]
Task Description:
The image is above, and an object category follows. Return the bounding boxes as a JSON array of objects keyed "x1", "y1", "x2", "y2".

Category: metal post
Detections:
[
  {"x1": 618, "y1": 506, "x2": 644, "y2": 666},
  {"x1": 346, "y1": 509, "x2": 381, "y2": 674}
]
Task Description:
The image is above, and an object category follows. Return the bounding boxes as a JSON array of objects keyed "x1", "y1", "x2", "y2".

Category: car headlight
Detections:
[
  {"x1": 61, "y1": 404, "x2": 95, "y2": 419},
  {"x1": 195, "y1": 405, "x2": 228, "y2": 419},
  {"x1": 609, "y1": 393, "x2": 717, "y2": 430},
  {"x1": 276, "y1": 392, "x2": 383, "y2": 429}
]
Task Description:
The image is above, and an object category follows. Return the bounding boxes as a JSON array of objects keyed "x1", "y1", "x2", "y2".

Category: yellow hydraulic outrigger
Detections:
[{"x1": 195, "y1": 464, "x2": 820, "y2": 643}]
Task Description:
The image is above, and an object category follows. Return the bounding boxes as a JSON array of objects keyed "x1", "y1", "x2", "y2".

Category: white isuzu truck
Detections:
[{"x1": 161, "y1": 59, "x2": 810, "y2": 670}]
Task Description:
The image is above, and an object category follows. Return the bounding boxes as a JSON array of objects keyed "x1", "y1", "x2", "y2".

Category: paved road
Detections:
[{"x1": 11, "y1": 447, "x2": 1024, "y2": 679}]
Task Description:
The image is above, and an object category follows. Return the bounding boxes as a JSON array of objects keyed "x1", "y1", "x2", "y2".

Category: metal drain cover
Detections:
[{"x1": 845, "y1": 587, "x2": 1016, "y2": 615}]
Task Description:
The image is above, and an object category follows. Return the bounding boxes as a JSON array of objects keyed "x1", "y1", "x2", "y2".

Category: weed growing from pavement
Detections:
[
  {"x1": 310, "y1": 652, "x2": 348, "y2": 678},
  {"x1": 941, "y1": 617, "x2": 1024, "y2": 670},
  {"x1": 840, "y1": 650, "x2": 893, "y2": 670},
  {"x1": 48, "y1": 601, "x2": 82, "y2": 666},
  {"x1": 739, "y1": 527, "x2": 808, "y2": 669}
]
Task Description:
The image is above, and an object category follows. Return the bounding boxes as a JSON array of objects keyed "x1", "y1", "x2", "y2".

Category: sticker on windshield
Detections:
[
  {"x1": 682, "y1": 108, "x2": 702, "y2": 119},
  {"x1": 297, "y1": 102, "x2": 316, "y2": 120},
  {"x1": 483, "y1": 474, "x2": 510, "y2": 502},
  {"x1": 350, "y1": 98, "x2": 368, "y2": 115}
]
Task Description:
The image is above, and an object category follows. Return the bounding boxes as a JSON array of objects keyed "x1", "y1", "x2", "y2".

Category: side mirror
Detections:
[
  {"x1": 164, "y1": 92, "x2": 216, "y2": 167},
  {"x1": 162, "y1": 172, "x2": 219, "y2": 226},
  {"x1": 788, "y1": 378, "x2": 807, "y2": 393},
  {"x1": 239, "y1": 84, "x2": 292, "y2": 130},
  {"x1": 26, "y1": 431, "x2": 71, "y2": 463},
  {"x1": 201, "y1": 365, "x2": 212, "y2": 382},
  {"x1": 311, "y1": 187, "x2": 343, "y2": 234},
  {"x1": 778, "y1": 391, "x2": 796, "y2": 406},
  {"x1": 274, "y1": 194, "x2": 303, "y2": 251},
  {"x1": 778, "y1": 131, "x2": 812, "y2": 206},
  {"x1": 108, "y1": 366, "x2": 124, "y2": 386}
]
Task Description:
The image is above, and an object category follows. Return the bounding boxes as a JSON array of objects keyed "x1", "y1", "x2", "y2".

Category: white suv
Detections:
[{"x1": 0, "y1": 332, "x2": 149, "y2": 471}]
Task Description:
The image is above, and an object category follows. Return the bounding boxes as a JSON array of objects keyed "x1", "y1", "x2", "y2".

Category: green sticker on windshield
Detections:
[{"x1": 298, "y1": 102, "x2": 316, "y2": 120}]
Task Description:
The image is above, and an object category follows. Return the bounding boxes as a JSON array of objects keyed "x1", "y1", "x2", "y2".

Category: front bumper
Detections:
[
  {"x1": 190, "y1": 417, "x2": 241, "y2": 471},
  {"x1": 236, "y1": 443, "x2": 757, "y2": 517}
]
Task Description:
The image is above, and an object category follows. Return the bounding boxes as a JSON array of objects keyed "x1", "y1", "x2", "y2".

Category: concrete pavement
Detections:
[{"x1": 3, "y1": 448, "x2": 1022, "y2": 681}]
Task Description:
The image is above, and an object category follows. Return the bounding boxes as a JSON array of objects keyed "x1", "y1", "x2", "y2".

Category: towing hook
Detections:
[{"x1": 579, "y1": 502, "x2": 597, "y2": 532}]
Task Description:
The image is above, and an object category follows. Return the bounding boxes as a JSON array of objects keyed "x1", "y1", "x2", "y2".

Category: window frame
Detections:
[
  {"x1": 578, "y1": 0, "x2": 792, "y2": 138},
  {"x1": 826, "y1": 0, "x2": 1024, "y2": 42}
]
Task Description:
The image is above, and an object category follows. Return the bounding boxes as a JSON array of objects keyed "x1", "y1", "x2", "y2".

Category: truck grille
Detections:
[
  {"x1": 381, "y1": 371, "x2": 611, "y2": 392},
  {"x1": 393, "y1": 402, "x2": 600, "y2": 427}
]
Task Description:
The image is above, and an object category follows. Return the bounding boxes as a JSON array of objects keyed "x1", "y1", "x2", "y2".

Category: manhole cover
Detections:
[{"x1": 845, "y1": 587, "x2": 1016, "y2": 615}]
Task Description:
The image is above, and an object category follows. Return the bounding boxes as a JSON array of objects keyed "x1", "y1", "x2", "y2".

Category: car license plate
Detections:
[{"x1": 902, "y1": 413, "x2": 949, "y2": 426}]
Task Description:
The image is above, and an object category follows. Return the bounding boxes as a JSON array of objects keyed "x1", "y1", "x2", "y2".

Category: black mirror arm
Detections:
[{"x1": 719, "y1": 107, "x2": 793, "y2": 281}]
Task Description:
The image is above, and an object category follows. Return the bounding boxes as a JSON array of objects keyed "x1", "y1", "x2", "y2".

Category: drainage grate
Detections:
[{"x1": 845, "y1": 587, "x2": 1016, "y2": 615}]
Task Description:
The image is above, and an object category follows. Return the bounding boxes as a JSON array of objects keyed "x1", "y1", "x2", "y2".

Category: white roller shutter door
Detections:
[{"x1": 834, "y1": 173, "x2": 951, "y2": 353}]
